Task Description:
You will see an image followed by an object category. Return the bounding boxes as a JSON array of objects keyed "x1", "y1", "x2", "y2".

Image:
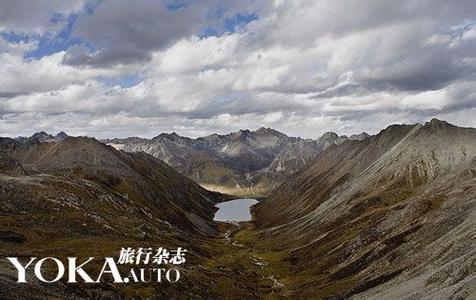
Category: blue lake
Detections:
[{"x1": 214, "y1": 199, "x2": 258, "y2": 222}]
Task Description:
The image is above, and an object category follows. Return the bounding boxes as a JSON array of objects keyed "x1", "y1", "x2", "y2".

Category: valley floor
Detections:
[
  {"x1": 199, "y1": 183, "x2": 271, "y2": 198},
  {"x1": 201, "y1": 221, "x2": 291, "y2": 298}
]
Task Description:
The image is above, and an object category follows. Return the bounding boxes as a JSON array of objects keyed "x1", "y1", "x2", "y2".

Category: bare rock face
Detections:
[
  {"x1": 103, "y1": 128, "x2": 369, "y2": 195},
  {"x1": 253, "y1": 119, "x2": 476, "y2": 298}
]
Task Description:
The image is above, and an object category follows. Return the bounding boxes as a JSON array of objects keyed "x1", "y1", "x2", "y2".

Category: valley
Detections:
[
  {"x1": 2, "y1": 1, "x2": 475, "y2": 298},
  {"x1": 1, "y1": 119, "x2": 475, "y2": 298}
]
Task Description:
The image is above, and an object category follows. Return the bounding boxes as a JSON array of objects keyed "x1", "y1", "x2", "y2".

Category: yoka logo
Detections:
[{"x1": 7, "y1": 247, "x2": 187, "y2": 284}]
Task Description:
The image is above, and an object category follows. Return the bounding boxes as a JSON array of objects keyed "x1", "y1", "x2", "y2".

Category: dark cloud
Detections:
[
  {"x1": 353, "y1": 35, "x2": 476, "y2": 93},
  {"x1": 0, "y1": 92, "x2": 27, "y2": 98},
  {"x1": 65, "y1": 0, "x2": 206, "y2": 65},
  {"x1": 0, "y1": 0, "x2": 84, "y2": 33},
  {"x1": 63, "y1": 0, "x2": 264, "y2": 67},
  {"x1": 64, "y1": 0, "x2": 207, "y2": 66}
]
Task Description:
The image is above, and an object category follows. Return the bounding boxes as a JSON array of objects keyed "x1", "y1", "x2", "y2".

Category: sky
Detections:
[{"x1": 0, "y1": 0, "x2": 475, "y2": 139}]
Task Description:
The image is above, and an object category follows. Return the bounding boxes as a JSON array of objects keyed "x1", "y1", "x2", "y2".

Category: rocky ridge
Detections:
[{"x1": 103, "y1": 128, "x2": 369, "y2": 196}]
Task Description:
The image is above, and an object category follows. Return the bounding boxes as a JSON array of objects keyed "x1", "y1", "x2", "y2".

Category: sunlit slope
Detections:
[{"x1": 253, "y1": 119, "x2": 476, "y2": 298}]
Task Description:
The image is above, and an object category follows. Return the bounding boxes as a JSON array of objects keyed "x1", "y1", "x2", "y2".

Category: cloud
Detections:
[
  {"x1": 0, "y1": 48, "x2": 138, "y2": 96},
  {"x1": 64, "y1": 0, "x2": 205, "y2": 66},
  {"x1": 0, "y1": 0, "x2": 475, "y2": 138},
  {"x1": 63, "y1": 0, "x2": 265, "y2": 67},
  {"x1": 0, "y1": 0, "x2": 84, "y2": 33}
]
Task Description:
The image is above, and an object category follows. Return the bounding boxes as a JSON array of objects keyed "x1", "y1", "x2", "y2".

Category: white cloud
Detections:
[
  {"x1": 0, "y1": 0, "x2": 475, "y2": 138},
  {"x1": 0, "y1": 48, "x2": 140, "y2": 96}
]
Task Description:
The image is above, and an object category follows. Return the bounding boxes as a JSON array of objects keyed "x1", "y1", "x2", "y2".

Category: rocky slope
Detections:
[
  {"x1": 0, "y1": 136, "x2": 232, "y2": 297},
  {"x1": 104, "y1": 128, "x2": 369, "y2": 196},
  {"x1": 252, "y1": 119, "x2": 476, "y2": 298}
]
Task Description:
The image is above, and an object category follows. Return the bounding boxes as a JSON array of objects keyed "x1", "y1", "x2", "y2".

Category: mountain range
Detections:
[
  {"x1": 1, "y1": 119, "x2": 474, "y2": 298},
  {"x1": 15, "y1": 131, "x2": 69, "y2": 144},
  {"x1": 103, "y1": 128, "x2": 370, "y2": 196}
]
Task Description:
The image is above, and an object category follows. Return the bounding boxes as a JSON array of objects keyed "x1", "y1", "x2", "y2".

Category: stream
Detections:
[{"x1": 214, "y1": 200, "x2": 286, "y2": 293}]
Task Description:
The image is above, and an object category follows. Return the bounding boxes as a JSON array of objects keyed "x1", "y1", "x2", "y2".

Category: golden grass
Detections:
[{"x1": 200, "y1": 183, "x2": 269, "y2": 198}]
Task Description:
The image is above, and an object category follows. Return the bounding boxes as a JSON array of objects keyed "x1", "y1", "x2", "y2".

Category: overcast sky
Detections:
[{"x1": 0, "y1": 0, "x2": 475, "y2": 139}]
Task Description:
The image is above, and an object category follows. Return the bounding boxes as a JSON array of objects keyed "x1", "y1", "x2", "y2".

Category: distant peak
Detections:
[
  {"x1": 320, "y1": 132, "x2": 338, "y2": 140},
  {"x1": 156, "y1": 132, "x2": 181, "y2": 139},
  {"x1": 421, "y1": 119, "x2": 456, "y2": 133},
  {"x1": 30, "y1": 131, "x2": 55, "y2": 141},
  {"x1": 203, "y1": 133, "x2": 219, "y2": 139},
  {"x1": 32, "y1": 131, "x2": 51, "y2": 137},
  {"x1": 255, "y1": 127, "x2": 286, "y2": 136},
  {"x1": 55, "y1": 131, "x2": 69, "y2": 139},
  {"x1": 234, "y1": 129, "x2": 251, "y2": 136},
  {"x1": 426, "y1": 118, "x2": 450, "y2": 127},
  {"x1": 349, "y1": 132, "x2": 371, "y2": 140},
  {"x1": 256, "y1": 127, "x2": 271, "y2": 132}
]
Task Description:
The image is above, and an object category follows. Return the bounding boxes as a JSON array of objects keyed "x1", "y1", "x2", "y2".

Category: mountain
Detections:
[
  {"x1": 1, "y1": 135, "x2": 223, "y2": 234},
  {"x1": 103, "y1": 128, "x2": 369, "y2": 196},
  {"x1": 0, "y1": 136, "x2": 232, "y2": 297},
  {"x1": 251, "y1": 119, "x2": 476, "y2": 298},
  {"x1": 1, "y1": 120, "x2": 474, "y2": 298},
  {"x1": 54, "y1": 131, "x2": 69, "y2": 140},
  {"x1": 15, "y1": 131, "x2": 69, "y2": 143}
]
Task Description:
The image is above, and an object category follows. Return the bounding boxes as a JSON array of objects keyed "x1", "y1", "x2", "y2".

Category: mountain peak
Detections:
[
  {"x1": 255, "y1": 127, "x2": 287, "y2": 138},
  {"x1": 256, "y1": 127, "x2": 274, "y2": 132},
  {"x1": 232, "y1": 129, "x2": 252, "y2": 138},
  {"x1": 55, "y1": 131, "x2": 69, "y2": 140},
  {"x1": 320, "y1": 131, "x2": 339, "y2": 140},
  {"x1": 32, "y1": 131, "x2": 52, "y2": 138},
  {"x1": 17, "y1": 131, "x2": 55, "y2": 143},
  {"x1": 349, "y1": 132, "x2": 371, "y2": 140},
  {"x1": 155, "y1": 132, "x2": 181, "y2": 140},
  {"x1": 425, "y1": 118, "x2": 452, "y2": 128},
  {"x1": 15, "y1": 131, "x2": 71, "y2": 144}
]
